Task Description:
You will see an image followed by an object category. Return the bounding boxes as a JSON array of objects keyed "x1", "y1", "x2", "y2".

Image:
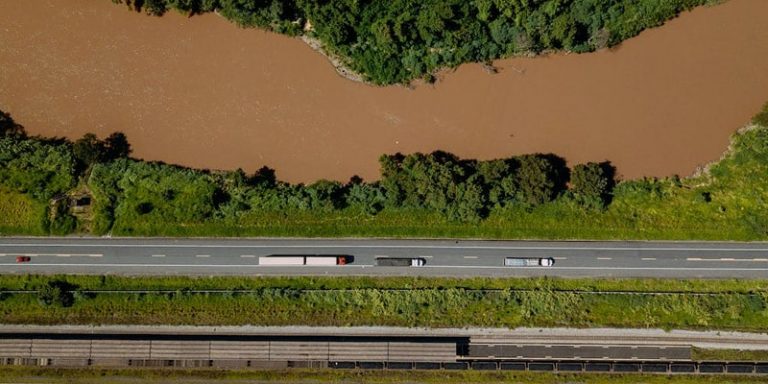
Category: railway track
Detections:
[{"x1": 2, "y1": 327, "x2": 767, "y2": 375}]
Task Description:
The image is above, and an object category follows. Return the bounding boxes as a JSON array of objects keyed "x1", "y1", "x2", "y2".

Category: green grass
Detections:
[
  {"x1": 693, "y1": 347, "x2": 768, "y2": 362},
  {"x1": 3, "y1": 274, "x2": 768, "y2": 293},
  {"x1": 3, "y1": 275, "x2": 768, "y2": 331},
  {"x1": 0, "y1": 188, "x2": 46, "y2": 235},
  {"x1": 1, "y1": 367, "x2": 767, "y2": 384}
]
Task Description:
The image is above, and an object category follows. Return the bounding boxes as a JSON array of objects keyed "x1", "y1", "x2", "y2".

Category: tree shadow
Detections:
[
  {"x1": 539, "y1": 153, "x2": 570, "y2": 195},
  {"x1": 598, "y1": 161, "x2": 618, "y2": 205},
  {"x1": 0, "y1": 109, "x2": 27, "y2": 138}
]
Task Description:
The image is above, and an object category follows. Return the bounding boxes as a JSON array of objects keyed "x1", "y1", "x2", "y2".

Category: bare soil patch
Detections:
[{"x1": 1, "y1": 0, "x2": 767, "y2": 182}]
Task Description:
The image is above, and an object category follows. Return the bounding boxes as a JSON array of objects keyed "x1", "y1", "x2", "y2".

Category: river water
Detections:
[{"x1": 1, "y1": 0, "x2": 767, "y2": 182}]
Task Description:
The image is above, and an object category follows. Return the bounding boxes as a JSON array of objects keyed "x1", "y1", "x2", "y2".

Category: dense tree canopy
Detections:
[
  {"x1": 0, "y1": 137, "x2": 76, "y2": 200},
  {"x1": 110, "y1": 0, "x2": 709, "y2": 84},
  {"x1": 571, "y1": 161, "x2": 616, "y2": 209}
]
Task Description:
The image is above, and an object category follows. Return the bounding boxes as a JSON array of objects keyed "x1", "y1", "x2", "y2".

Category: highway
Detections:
[{"x1": 1, "y1": 238, "x2": 768, "y2": 278}]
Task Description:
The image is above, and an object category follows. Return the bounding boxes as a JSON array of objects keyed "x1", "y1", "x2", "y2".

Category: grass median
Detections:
[
  {"x1": 2, "y1": 275, "x2": 768, "y2": 331},
  {"x1": 1, "y1": 367, "x2": 767, "y2": 384}
]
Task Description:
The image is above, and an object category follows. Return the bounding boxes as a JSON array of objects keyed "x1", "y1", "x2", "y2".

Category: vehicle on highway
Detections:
[
  {"x1": 375, "y1": 257, "x2": 426, "y2": 267},
  {"x1": 504, "y1": 257, "x2": 554, "y2": 267},
  {"x1": 258, "y1": 255, "x2": 348, "y2": 266},
  {"x1": 15, "y1": 256, "x2": 31, "y2": 263}
]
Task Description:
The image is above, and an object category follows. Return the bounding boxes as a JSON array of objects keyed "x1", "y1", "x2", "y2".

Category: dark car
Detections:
[{"x1": 16, "y1": 256, "x2": 31, "y2": 263}]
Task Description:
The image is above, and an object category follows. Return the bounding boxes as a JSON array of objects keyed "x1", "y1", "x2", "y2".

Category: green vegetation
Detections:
[
  {"x1": 111, "y1": 0, "x2": 713, "y2": 85},
  {"x1": 692, "y1": 347, "x2": 768, "y2": 362},
  {"x1": 0, "y1": 188, "x2": 47, "y2": 235},
  {"x1": 3, "y1": 274, "x2": 768, "y2": 292},
  {"x1": 754, "y1": 101, "x2": 768, "y2": 127},
  {"x1": 2, "y1": 275, "x2": 768, "y2": 331},
  {"x1": 2, "y1": 366, "x2": 767, "y2": 384},
  {"x1": 0, "y1": 110, "x2": 130, "y2": 236},
  {"x1": 4, "y1": 366, "x2": 768, "y2": 384}
]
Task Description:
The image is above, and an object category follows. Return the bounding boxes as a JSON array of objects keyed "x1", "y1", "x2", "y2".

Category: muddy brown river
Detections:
[{"x1": 1, "y1": 0, "x2": 767, "y2": 182}]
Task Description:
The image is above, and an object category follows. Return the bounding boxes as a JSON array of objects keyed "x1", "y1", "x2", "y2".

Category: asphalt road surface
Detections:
[{"x1": 1, "y1": 238, "x2": 767, "y2": 278}]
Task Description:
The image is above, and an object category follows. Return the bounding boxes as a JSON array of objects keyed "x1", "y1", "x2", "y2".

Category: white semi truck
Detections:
[
  {"x1": 504, "y1": 257, "x2": 554, "y2": 267},
  {"x1": 258, "y1": 255, "x2": 348, "y2": 266}
]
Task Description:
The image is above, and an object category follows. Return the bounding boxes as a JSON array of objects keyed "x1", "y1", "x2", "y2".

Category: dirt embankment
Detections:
[{"x1": 1, "y1": 0, "x2": 767, "y2": 182}]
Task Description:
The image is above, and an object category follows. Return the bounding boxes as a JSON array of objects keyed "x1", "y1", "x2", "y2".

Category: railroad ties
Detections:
[{"x1": 0, "y1": 335, "x2": 767, "y2": 375}]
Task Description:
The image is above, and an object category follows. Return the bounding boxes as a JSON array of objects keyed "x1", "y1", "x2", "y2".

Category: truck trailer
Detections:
[
  {"x1": 258, "y1": 255, "x2": 347, "y2": 266},
  {"x1": 504, "y1": 257, "x2": 554, "y2": 267},
  {"x1": 375, "y1": 257, "x2": 425, "y2": 267}
]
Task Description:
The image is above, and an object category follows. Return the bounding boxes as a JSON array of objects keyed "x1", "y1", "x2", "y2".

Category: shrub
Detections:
[
  {"x1": 37, "y1": 280, "x2": 76, "y2": 307},
  {"x1": 571, "y1": 162, "x2": 616, "y2": 209},
  {"x1": 753, "y1": 102, "x2": 768, "y2": 127}
]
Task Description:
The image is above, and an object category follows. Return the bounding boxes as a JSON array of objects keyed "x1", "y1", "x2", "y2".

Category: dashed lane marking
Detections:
[
  {"x1": 240, "y1": 255, "x2": 256, "y2": 258},
  {"x1": 642, "y1": 258, "x2": 656, "y2": 261},
  {"x1": 195, "y1": 255, "x2": 210, "y2": 258}
]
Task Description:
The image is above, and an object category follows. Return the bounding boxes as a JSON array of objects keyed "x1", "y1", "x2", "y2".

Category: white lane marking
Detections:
[
  {"x1": 195, "y1": 254, "x2": 210, "y2": 258},
  {"x1": 641, "y1": 258, "x2": 656, "y2": 261},
  {"x1": 687, "y1": 257, "x2": 764, "y2": 262},
  {"x1": 151, "y1": 254, "x2": 165, "y2": 258},
  {"x1": 0, "y1": 253, "x2": 101, "y2": 258},
  {"x1": 3, "y1": 264, "x2": 768, "y2": 272},
  {"x1": 420, "y1": 255, "x2": 434, "y2": 259},
  {"x1": 3, "y1": 243, "x2": 768, "y2": 252},
  {"x1": 463, "y1": 256, "x2": 478, "y2": 259},
  {"x1": 553, "y1": 257, "x2": 568, "y2": 260},
  {"x1": 240, "y1": 255, "x2": 256, "y2": 258},
  {"x1": 596, "y1": 257, "x2": 612, "y2": 260}
]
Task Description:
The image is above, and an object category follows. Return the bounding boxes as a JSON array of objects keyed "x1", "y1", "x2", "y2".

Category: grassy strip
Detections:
[
  {"x1": 2, "y1": 275, "x2": 768, "y2": 293},
  {"x1": 693, "y1": 347, "x2": 768, "y2": 362},
  {"x1": 0, "y1": 188, "x2": 46, "y2": 236},
  {"x1": 2, "y1": 275, "x2": 768, "y2": 331},
  {"x1": 1, "y1": 366, "x2": 767, "y2": 384}
]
